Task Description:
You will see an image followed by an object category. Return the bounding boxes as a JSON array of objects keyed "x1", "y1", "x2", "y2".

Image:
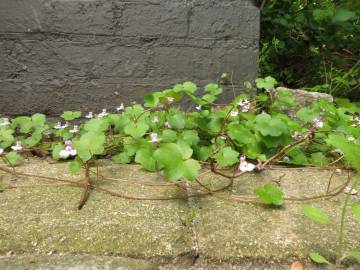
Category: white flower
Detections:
[
  {"x1": 344, "y1": 186, "x2": 358, "y2": 195},
  {"x1": 283, "y1": 156, "x2": 290, "y2": 162},
  {"x1": 195, "y1": 105, "x2": 202, "y2": 111},
  {"x1": 237, "y1": 99, "x2": 251, "y2": 112},
  {"x1": 116, "y1": 103, "x2": 124, "y2": 112},
  {"x1": 347, "y1": 136, "x2": 356, "y2": 142},
  {"x1": 332, "y1": 148, "x2": 344, "y2": 156},
  {"x1": 167, "y1": 97, "x2": 174, "y2": 103},
  {"x1": 98, "y1": 109, "x2": 108, "y2": 118},
  {"x1": 292, "y1": 132, "x2": 302, "y2": 140},
  {"x1": 353, "y1": 116, "x2": 360, "y2": 126},
  {"x1": 153, "y1": 116, "x2": 159, "y2": 123},
  {"x1": 59, "y1": 149, "x2": 70, "y2": 159},
  {"x1": 313, "y1": 117, "x2": 324, "y2": 128},
  {"x1": 164, "y1": 121, "x2": 171, "y2": 128},
  {"x1": 59, "y1": 141, "x2": 77, "y2": 159},
  {"x1": 0, "y1": 148, "x2": 4, "y2": 155},
  {"x1": 54, "y1": 122, "x2": 63, "y2": 129},
  {"x1": 62, "y1": 122, "x2": 70, "y2": 129},
  {"x1": 149, "y1": 133, "x2": 161, "y2": 143},
  {"x1": 70, "y1": 125, "x2": 79, "y2": 134},
  {"x1": 85, "y1": 112, "x2": 94, "y2": 119},
  {"x1": 219, "y1": 136, "x2": 227, "y2": 140},
  {"x1": 0, "y1": 117, "x2": 10, "y2": 126},
  {"x1": 65, "y1": 140, "x2": 73, "y2": 146},
  {"x1": 238, "y1": 155, "x2": 255, "y2": 172},
  {"x1": 69, "y1": 149, "x2": 77, "y2": 156},
  {"x1": 230, "y1": 111, "x2": 239, "y2": 117},
  {"x1": 11, "y1": 141, "x2": 23, "y2": 151}
]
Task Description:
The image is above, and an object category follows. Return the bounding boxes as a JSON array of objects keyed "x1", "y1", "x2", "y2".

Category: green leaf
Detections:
[
  {"x1": 61, "y1": 111, "x2": 82, "y2": 121},
  {"x1": 195, "y1": 146, "x2": 212, "y2": 161},
  {"x1": 348, "y1": 251, "x2": 360, "y2": 261},
  {"x1": 204, "y1": 83, "x2": 223, "y2": 95},
  {"x1": 12, "y1": 116, "x2": 32, "y2": 133},
  {"x1": 0, "y1": 129, "x2": 14, "y2": 143},
  {"x1": 112, "y1": 152, "x2": 132, "y2": 164},
  {"x1": 332, "y1": 8, "x2": 356, "y2": 23},
  {"x1": 183, "y1": 82, "x2": 197, "y2": 94},
  {"x1": 181, "y1": 159, "x2": 201, "y2": 181},
  {"x1": 5, "y1": 151, "x2": 20, "y2": 166},
  {"x1": 255, "y1": 113, "x2": 287, "y2": 136},
  {"x1": 326, "y1": 134, "x2": 360, "y2": 170},
  {"x1": 244, "y1": 81, "x2": 252, "y2": 90},
  {"x1": 255, "y1": 76, "x2": 277, "y2": 90},
  {"x1": 124, "y1": 122, "x2": 149, "y2": 139},
  {"x1": 168, "y1": 113, "x2": 186, "y2": 130},
  {"x1": 154, "y1": 143, "x2": 183, "y2": 169},
  {"x1": 303, "y1": 205, "x2": 331, "y2": 225},
  {"x1": 202, "y1": 94, "x2": 216, "y2": 103},
  {"x1": 309, "y1": 252, "x2": 330, "y2": 264},
  {"x1": 161, "y1": 129, "x2": 178, "y2": 143},
  {"x1": 352, "y1": 204, "x2": 360, "y2": 222},
  {"x1": 135, "y1": 149, "x2": 156, "y2": 171},
  {"x1": 180, "y1": 130, "x2": 200, "y2": 146},
  {"x1": 84, "y1": 118, "x2": 109, "y2": 132},
  {"x1": 215, "y1": 147, "x2": 239, "y2": 167},
  {"x1": 144, "y1": 92, "x2": 163, "y2": 108},
  {"x1": 228, "y1": 123, "x2": 254, "y2": 145},
  {"x1": 31, "y1": 113, "x2": 46, "y2": 126},
  {"x1": 69, "y1": 158, "x2": 83, "y2": 174},
  {"x1": 296, "y1": 108, "x2": 318, "y2": 123},
  {"x1": 255, "y1": 184, "x2": 284, "y2": 206},
  {"x1": 52, "y1": 144, "x2": 63, "y2": 160}
]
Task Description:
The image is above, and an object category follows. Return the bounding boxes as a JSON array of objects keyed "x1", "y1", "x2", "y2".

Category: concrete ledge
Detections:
[{"x1": 0, "y1": 159, "x2": 359, "y2": 269}]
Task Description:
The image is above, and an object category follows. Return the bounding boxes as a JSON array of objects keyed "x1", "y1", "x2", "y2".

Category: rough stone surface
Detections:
[
  {"x1": 0, "y1": 158, "x2": 359, "y2": 269},
  {"x1": 276, "y1": 87, "x2": 334, "y2": 118},
  {"x1": 0, "y1": 0, "x2": 260, "y2": 116}
]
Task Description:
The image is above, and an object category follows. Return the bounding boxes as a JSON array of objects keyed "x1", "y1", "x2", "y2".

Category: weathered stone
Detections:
[
  {"x1": 0, "y1": 158, "x2": 359, "y2": 269},
  {"x1": 275, "y1": 87, "x2": 334, "y2": 118}
]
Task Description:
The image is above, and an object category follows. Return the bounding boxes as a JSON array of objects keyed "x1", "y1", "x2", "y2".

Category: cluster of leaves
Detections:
[
  {"x1": 259, "y1": 0, "x2": 359, "y2": 98},
  {"x1": 1, "y1": 77, "x2": 360, "y2": 267},
  {"x1": 0, "y1": 77, "x2": 360, "y2": 198}
]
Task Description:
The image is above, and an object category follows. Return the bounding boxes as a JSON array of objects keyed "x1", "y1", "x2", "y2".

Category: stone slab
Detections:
[{"x1": 0, "y1": 159, "x2": 359, "y2": 269}]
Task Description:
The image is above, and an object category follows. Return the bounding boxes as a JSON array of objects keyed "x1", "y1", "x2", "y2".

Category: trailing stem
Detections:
[{"x1": 77, "y1": 162, "x2": 90, "y2": 210}]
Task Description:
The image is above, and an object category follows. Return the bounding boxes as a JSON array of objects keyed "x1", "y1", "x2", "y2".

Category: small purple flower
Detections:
[
  {"x1": 59, "y1": 141, "x2": 77, "y2": 159},
  {"x1": 237, "y1": 99, "x2": 251, "y2": 113},
  {"x1": 70, "y1": 125, "x2": 79, "y2": 134},
  {"x1": 149, "y1": 133, "x2": 161, "y2": 143},
  {"x1": 98, "y1": 109, "x2": 108, "y2": 118},
  {"x1": 85, "y1": 112, "x2": 94, "y2": 119}
]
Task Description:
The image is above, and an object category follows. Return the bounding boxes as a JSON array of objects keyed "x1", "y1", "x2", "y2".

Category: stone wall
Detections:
[{"x1": 0, "y1": 0, "x2": 260, "y2": 116}]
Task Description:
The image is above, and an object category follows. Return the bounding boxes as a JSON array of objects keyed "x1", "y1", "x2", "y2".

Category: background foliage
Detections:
[{"x1": 259, "y1": 0, "x2": 360, "y2": 99}]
